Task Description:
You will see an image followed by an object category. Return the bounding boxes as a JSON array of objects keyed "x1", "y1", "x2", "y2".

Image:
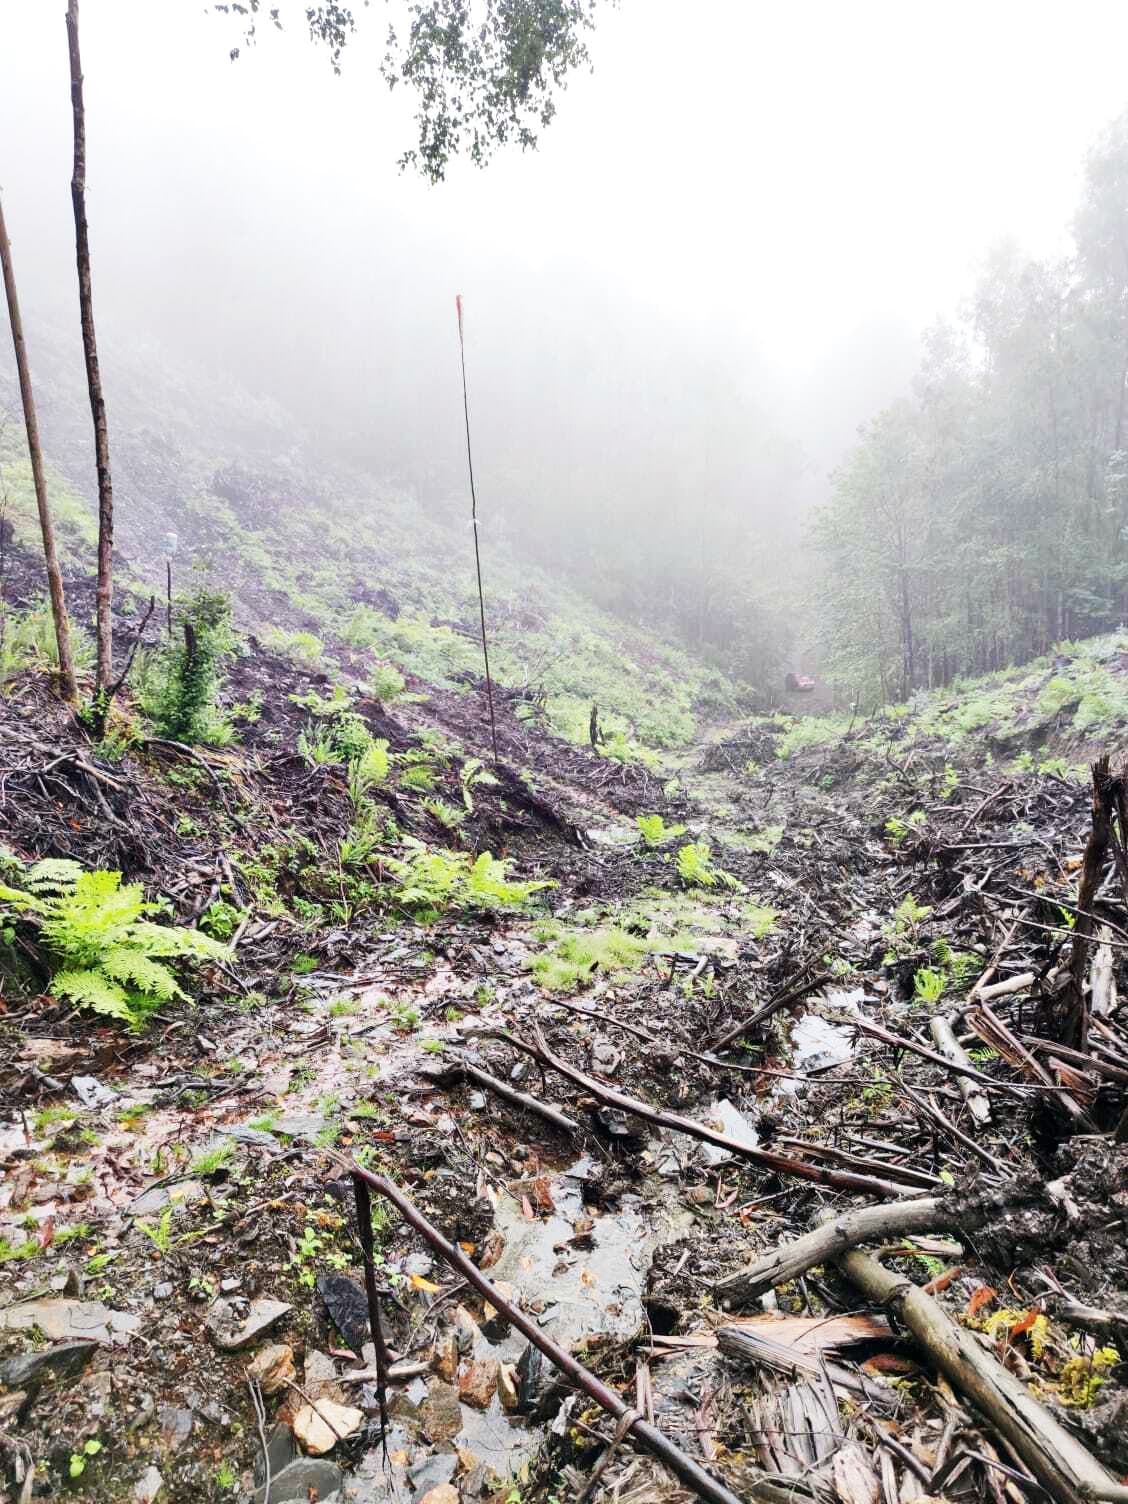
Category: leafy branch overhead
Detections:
[{"x1": 211, "y1": 0, "x2": 608, "y2": 180}]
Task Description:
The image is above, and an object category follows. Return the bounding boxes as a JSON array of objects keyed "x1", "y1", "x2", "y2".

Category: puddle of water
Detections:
[{"x1": 488, "y1": 1156, "x2": 689, "y2": 1353}]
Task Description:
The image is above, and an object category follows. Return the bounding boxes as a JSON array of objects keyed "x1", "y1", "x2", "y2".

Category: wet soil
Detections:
[{"x1": 2, "y1": 627, "x2": 1128, "y2": 1503}]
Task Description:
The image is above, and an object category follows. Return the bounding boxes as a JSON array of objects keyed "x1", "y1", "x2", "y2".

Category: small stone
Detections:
[
  {"x1": 291, "y1": 1397, "x2": 363, "y2": 1455},
  {"x1": 72, "y1": 1075, "x2": 118, "y2": 1108},
  {"x1": 219, "y1": 1277, "x2": 242, "y2": 1295},
  {"x1": 409, "y1": 1452, "x2": 457, "y2": 1495},
  {"x1": 303, "y1": 1349, "x2": 344, "y2": 1404},
  {"x1": 452, "y1": 1306, "x2": 481, "y2": 1354},
  {"x1": 205, "y1": 1296, "x2": 291, "y2": 1352},
  {"x1": 467, "y1": 1091, "x2": 487, "y2": 1111},
  {"x1": 497, "y1": 1363, "x2": 519, "y2": 1412},
  {"x1": 76, "y1": 1370, "x2": 114, "y2": 1418},
  {"x1": 132, "y1": 1465, "x2": 164, "y2": 1502},
  {"x1": 247, "y1": 1343, "x2": 296, "y2": 1395},
  {"x1": 158, "y1": 1406, "x2": 194, "y2": 1451},
  {"x1": 128, "y1": 1182, "x2": 205, "y2": 1218},
  {"x1": 254, "y1": 1422, "x2": 297, "y2": 1485},
  {"x1": 153, "y1": 1282, "x2": 174, "y2": 1301},
  {"x1": 419, "y1": 1486, "x2": 458, "y2": 1504},
  {"x1": 432, "y1": 1331, "x2": 459, "y2": 1383},
  {"x1": 418, "y1": 1379, "x2": 462, "y2": 1442},
  {"x1": 253, "y1": 1458, "x2": 343, "y2": 1504},
  {"x1": 458, "y1": 1359, "x2": 499, "y2": 1411},
  {"x1": 685, "y1": 1185, "x2": 712, "y2": 1205}
]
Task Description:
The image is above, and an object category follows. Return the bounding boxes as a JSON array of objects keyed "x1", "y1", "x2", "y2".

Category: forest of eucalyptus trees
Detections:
[{"x1": 815, "y1": 109, "x2": 1128, "y2": 704}]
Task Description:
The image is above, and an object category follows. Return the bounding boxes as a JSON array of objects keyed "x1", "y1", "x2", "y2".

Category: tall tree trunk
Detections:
[
  {"x1": 0, "y1": 194, "x2": 79, "y2": 704},
  {"x1": 66, "y1": 0, "x2": 114, "y2": 711}
]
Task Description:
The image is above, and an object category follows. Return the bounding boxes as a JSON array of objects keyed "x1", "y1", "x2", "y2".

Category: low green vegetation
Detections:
[
  {"x1": 528, "y1": 926, "x2": 649, "y2": 992},
  {"x1": 384, "y1": 840, "x2": 553, "y2": 920},
  {"x1": 675, "y1": 840, "x2": 740, "y2": 889},
  {"x1": 0, "y1": 856, "x2": 230, "y2": 1030},
  {"x1": 635, "y1": 813, "x2": 686, "y2": 847}
]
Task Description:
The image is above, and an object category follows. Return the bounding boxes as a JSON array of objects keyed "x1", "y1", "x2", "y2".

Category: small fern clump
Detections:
[
  {"x1": 385, "y1": 839, "x2": 553, "y2": 920},
  {"x1": 675, "y1": 841, "x2": 741, "y2": 889},
  {"x1": 0, "y1": 858, "x2": 231, "y2": 1030},
  {"x1": 636, "y1": 813, "x2": 687, "y2": 848}
]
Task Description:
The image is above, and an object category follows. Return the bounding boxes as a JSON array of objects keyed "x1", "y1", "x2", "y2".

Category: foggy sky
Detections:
[{"x1": 3, "y1": 0, "x2": 1128, "y2": 522}]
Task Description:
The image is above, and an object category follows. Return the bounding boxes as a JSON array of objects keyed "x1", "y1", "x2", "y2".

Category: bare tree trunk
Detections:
[
  {"x1": 66, "y1": 0, "x2": 114, "y2": 716},
  {"x1": 0, "y1": 194, "x2": 79, "y2": 704}
]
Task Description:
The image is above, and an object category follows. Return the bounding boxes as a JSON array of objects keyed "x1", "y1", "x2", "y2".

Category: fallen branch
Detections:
[
  {"x1": 493, "y1": 1024, "x2": 923, "y2": 1197},
  {"x1": 424, "y1": 1056, "x2": 580, "y2": 1135},
  {"x1": 710, "y1": 970, "x2": 834, "y2": 1054},
  {"x1": 929, "y1": 1012, "x2": 992, "y2": 1126},
  {"x1": 838, "y1": 1246, "x2": 1118, "y2": 1504}
]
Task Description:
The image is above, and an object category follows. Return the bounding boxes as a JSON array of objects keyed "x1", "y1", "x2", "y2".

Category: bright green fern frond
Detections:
[
  {"x1": 52, "y1": 968, "x2": 134, "y2": 1021},
  {"x1": 100, "y1": 950, "x2": 184, "y2": 1001},
  {"x1": 0, "y1": 883, "x2": 45, "y2": 913},
  {"x1": 127, "y1": 922, "x2": 232, "y2": 961},
  {"x1": 25, "y1": 858, "x2": 84, "y2": 892}
]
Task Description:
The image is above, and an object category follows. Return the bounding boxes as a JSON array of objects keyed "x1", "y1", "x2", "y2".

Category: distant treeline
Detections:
[{"x1": 814, "y1": 109, "x2": 1128, "y2": 704}]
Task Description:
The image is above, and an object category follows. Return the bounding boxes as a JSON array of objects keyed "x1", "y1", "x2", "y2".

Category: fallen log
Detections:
[
  {"x1": 838, "y1": 1247, "x2": 1118, "y2": 1504},
  {"x1": 714, "y1": 1196, "x2": 957, "y2": 1308}
]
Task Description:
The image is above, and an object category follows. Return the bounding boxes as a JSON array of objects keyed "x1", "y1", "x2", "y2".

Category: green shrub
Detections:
[
  {"x1": 369, "y1": 664, "x2": 406, "y2": 701},
  {"x1": 152, "y1": 588, "x2": 237, "y2": 745},
  {"x1": 0, "y1": 859, "x2": 230, "y2": 1030}
]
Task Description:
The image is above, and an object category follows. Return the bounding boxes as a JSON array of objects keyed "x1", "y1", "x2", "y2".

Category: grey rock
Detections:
[
  {"x1": 158, "y1": 1405, "x2": 194, "y2": 1451},
  {"x1": 254, "y1": 1458, "x2": 343, "y2": 1504},
  {"x1": 219, "y1": 1277, "x2": 242, "y2": 1294},
  {"x1": 417, "y1": 1379, "x2": 462, "y2": 1442},
  {"x1": 272, "y1": 1113, "x2": 328, "y2": 1143},
  {"x1": 205, "y1": 1295, "x2": 291, "y2": 1352},
  {"x1": 0, "y1": 1299, "x2": 139, "y2": 1346},
  {"x1": 76, "y1": 1369, "x2": 114, "y2": 1418},
  {"x1": 253, "y1": 1422, "x2": 296, "y2": 1485},
  {"x1": 133, "y1": 1464, "x2": 164, "y2": 1502},
  {"x1": 127, "y1": 1181, "x2": 205, "y2": 1218},
  {"x1": 409, "y1": 1452, "x2": 457, "y2": 1498},
  {"x1": 152, "y1": 1282, "x2": 174, "y2": 1301},
  {"x1": 227, "y1": 1125, "x2": 278, "y2": 1147},
  {"x1": 0, "y1": 1338, "x2": 97, "y2": 1388},
  {"x1": 72, "y1": 1074, "x2": 119, "y2": 1108}
]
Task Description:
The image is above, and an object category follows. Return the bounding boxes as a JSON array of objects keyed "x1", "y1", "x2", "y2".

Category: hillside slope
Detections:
[{"x1": 0, "y1": 336, "x2": 741, "y2": 756}]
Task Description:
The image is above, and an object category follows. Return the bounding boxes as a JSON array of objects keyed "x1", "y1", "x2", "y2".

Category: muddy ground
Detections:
[{"x1": 2, "y1": 620, "x2": 1128, "y2": 1504}]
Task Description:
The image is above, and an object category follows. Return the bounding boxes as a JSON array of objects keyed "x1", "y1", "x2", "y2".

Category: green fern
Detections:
[
  {"x1": 675, "y1": 841, "x2": 741, "y2": 889},
  {"x1": 385, "y1": 840, "x2": 553, "y2": 918},
  {"x1": 0, "y1": 863, "x2": 231, "y2": 1031},
  {"x1": 636, "y1": 814, "x2": 687, "y2": 847}
]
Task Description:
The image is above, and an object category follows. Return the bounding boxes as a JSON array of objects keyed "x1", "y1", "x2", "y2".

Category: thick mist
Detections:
[{"x1": 5, "y1": 0, "x2": 1128, "y2": 677}]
